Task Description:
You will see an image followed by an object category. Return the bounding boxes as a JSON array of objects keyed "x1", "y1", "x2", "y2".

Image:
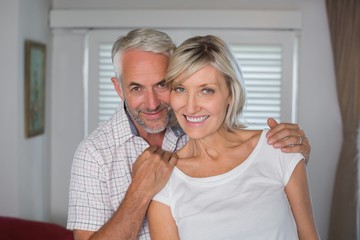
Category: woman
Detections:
[{"x1": 147, "y1": 35, "x2": 318, "y2": 240}]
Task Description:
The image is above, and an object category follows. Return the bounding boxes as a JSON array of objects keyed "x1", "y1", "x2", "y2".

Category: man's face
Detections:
[{"x1": 114, "y1": 49, "x2": 171, "y2": 134}]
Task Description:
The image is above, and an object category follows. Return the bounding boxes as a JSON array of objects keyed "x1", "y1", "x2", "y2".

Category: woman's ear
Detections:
[{"x1": 111, "y1": 77, "x2": 124, "y2": 99}]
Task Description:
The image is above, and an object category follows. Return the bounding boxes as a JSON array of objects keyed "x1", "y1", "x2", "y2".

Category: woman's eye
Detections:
[
  {"x1": 174, "y1": 86, "x2": 185, "y2": 93},
  {"x1": 202, "y1": 88, "x2": 215, "y2": 94}
]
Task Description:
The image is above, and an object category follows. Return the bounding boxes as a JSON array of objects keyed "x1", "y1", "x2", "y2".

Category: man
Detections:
[{"x1": 67, "y1": 28, "x2": 311, "y2": 240}]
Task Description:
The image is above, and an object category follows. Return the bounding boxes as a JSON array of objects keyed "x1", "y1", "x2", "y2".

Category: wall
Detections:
[
  {"x1": 297, "y1": 3, "x2": 342, "y2": 240},
  {"x1": 18, "y1": 0, "x2": 52, "y2": 221},
  {"x1": 50, "y1": 1, "x2": 342, "y2": 239},
  {"x1": 50, "y1": 30, "x2": 85, "y2": 224},
  {"x1": 0, "y1": 0, "x2": 52, "y2": 221},
  {"x1": 0, "y1": 0, "x2": 20, "y2": 218}
]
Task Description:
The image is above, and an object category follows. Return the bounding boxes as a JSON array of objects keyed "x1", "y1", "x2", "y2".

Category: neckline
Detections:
[{"x1": 173, "y1": 130, "x2": 267, "y2": 186}]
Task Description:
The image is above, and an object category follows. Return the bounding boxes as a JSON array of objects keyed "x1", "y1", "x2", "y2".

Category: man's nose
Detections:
[{"x1": 144, "y1": 89, "x2": 160, "y2": 110}]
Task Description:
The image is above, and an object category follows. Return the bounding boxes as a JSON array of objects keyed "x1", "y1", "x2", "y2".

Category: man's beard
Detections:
[{"x1": 124, "y1": 100, "x2": 171, "y2": 134}]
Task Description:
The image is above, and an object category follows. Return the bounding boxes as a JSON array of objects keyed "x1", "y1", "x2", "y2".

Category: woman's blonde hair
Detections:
[{"x1": 166, "y1": 35, "x2": 246, "y2": 131}]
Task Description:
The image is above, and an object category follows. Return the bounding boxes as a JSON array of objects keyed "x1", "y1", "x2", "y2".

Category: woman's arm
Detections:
[
  {"x1": 285, "y1": 160, "x2": 319, "y2": 240},
  {"x1": 147, "y1": 201, "x2": 179, "y2": 240}
]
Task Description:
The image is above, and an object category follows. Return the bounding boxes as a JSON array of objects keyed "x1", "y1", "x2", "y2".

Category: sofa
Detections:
[{"x1": 0, "y1": 216, "x2": 74, "y2": 240}]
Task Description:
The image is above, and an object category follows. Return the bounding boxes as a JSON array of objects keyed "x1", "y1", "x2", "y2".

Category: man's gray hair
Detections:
[{"x1": 111, "y1": 28, "x2": 176, "y2": 81}]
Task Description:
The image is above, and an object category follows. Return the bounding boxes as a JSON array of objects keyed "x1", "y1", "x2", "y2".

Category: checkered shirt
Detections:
[{"x1": 67, "y1": 103, "x2": 188, "y2": 239}]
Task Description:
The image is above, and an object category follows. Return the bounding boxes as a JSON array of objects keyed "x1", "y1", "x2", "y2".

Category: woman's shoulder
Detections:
[{"x1": 234, "y1": 129, "x2": 263, "y2": 143}]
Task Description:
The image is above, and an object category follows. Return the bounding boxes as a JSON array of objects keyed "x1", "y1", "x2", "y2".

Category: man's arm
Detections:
[
  {"x1": 266, "y1": 118, "x2": 311, "y2": 163},
  {"x1": 74, "y1": 146, "x2": 178, "y2": 240},
  {"x1": 75, "y1": 185, "x2": 153, "y2": 240}
]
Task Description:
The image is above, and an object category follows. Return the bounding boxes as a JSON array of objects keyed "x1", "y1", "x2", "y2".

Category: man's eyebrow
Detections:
[
  {"x1": 128, "y1": 81, "x2": 142, "y2": 87},
  {"x1": 156, "y1": 79, "x2": 166, "y2": 84},
  {"x1": 127, "y1": 79, "x2": 166, "y2": 87}
]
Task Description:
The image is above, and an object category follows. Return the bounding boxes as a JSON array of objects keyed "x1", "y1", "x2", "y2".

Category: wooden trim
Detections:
[
  {"x1": 24, "y1": 40, "x2": 46, "y2": 138},
  {"x1": 50, "y1": 10, "x2": 302, "y2": 30}
]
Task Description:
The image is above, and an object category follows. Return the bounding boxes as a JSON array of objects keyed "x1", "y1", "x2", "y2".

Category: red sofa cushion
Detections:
[{"x1": 0, "y1": 216, "x2": 73, "y2": 240}]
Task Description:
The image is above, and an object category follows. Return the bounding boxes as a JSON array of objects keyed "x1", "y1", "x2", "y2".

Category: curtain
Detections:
[{"x1": 327, "y1": 0, "x2": 360, "y2": 239}]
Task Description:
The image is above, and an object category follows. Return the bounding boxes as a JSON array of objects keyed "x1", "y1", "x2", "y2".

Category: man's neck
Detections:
[{"x1": 139, "y1": 130, "x2": 165, "y2": 148}]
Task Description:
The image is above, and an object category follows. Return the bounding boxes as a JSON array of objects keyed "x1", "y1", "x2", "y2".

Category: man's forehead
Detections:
[{"x1": 122, "y1": 48, "x2": 169, "y2": 60}]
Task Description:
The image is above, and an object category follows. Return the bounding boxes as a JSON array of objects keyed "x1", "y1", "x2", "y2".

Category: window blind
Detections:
[
  {"x1": 232, "y1": 45, "x2": 282, "y2": 129},
  {"x1": 98, "y1": 44, "x2": 121, "y2": 122}
]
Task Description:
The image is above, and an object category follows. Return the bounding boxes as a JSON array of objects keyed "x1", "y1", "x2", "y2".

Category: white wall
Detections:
[
  {"x1": 0, "y1": 0, "x2": 52, "y2": 221},
  {"x1": 50, "y1": 30, "x2": 85, "y2": 224},
  {"x1": 18, "y1": 0, "x2": 52, "y2": 221},
  {"x1": 297, "y1": 3, "x2": 342, "y2": 240},
  {"x1": 0, "y1": 0, "x2": 20, "y2": 217}
]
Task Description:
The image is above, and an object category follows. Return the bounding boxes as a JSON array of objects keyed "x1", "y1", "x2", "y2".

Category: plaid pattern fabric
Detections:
[{"x1": 67, "y1": 103, "x2": 187, "y2": 239}]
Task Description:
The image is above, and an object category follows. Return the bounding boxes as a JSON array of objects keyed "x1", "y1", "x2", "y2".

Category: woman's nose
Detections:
[{"x1": 185, "y1": 94, "x2": 200, "y2": 114}]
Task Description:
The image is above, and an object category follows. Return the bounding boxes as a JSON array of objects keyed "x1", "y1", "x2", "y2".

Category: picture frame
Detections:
[{"x1": 24, "y1": 40, "x2": 46, "y2": 138}]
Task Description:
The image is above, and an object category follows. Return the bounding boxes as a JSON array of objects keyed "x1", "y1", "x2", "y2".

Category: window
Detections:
[{"x1": 87, "y1": 29, "x2": 298, "y2": 134}]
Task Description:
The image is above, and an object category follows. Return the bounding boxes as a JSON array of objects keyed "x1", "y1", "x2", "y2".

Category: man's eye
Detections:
[
  {"x1": 173, "y1": 86, "x2": 185, "y2": 93},
  {"x1": 158, "y1": 82, "x2": 168, "y2": 88},
  {"x1": 131, "y1": 86, "x2": 141, "y2": 92}
]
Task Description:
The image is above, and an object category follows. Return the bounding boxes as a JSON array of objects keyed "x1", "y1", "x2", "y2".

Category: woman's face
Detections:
[{"x1": 170, "y1": 65, "x2": 231, "y2": 139}]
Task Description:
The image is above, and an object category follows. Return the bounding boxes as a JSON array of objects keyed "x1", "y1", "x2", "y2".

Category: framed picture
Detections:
[{"x1": 24, "y1": 40, "x2": 46, "y2": 138}]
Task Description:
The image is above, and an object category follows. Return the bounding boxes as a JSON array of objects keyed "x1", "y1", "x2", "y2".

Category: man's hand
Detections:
[
  {"x1": 131, "y1": 146, "x2": 178, "y2": 198},
  {"x1": 76, "y1": 146, "x2": 178, "y2": 240},
  {"x1": 266, "y1": 118, "x2": 311, "y2": 163}
]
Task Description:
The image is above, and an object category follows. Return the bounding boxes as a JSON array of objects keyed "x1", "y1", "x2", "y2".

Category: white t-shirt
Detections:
[{"x1": 153, "y1": 130, "x2": 304, "y2": 240}]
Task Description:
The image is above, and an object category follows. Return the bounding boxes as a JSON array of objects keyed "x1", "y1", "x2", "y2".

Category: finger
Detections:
[
  {"x1": 280, "y1": 143, "x2": 307, "y2": 155},
  {"x1": 168, "y1": 153, "x2": 178, "y2": 166},
  {"x1": 135, "y1": 146, "x2": 160, "y2": 166},
  {"x1": 161, "y1": 151, "x2": 172, "y2": 161},
  {"x1": 298, "y1": 129, "x2": 305, "y2": 137},
  {"x1": 280, "y1": 136, "x2": 310, "y2": 156},
  {"x1": 273, "y1": 135, "x2": 308, "y2": 148},
  {"x1": 267, "y1": 126, "x2": 304, "y2": 145},
  {"x1": 267, "y1": 118, "x2": 279, "y2": 129},
  {"x1": 154, "y1": 147, "x2": 167, "y2": 156},
  {"x1": 135, "y1": 146, "x2": 156, "y2": 164},
  {"x1": 281, "y1": 145, "x2": 307, "y2": 166},
  {"x1": 297, "y1": 136, "x2": 303, "y2": 145},
  {"x1": 147, "y1": 145, "x2": 158, "y2": 153},
  {"x1": 266, "y1": 122, "x2": 299, "y2": 139}
]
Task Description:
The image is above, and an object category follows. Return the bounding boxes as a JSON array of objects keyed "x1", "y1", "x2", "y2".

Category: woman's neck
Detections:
[{"x1": 176, "y1": 129, "x2": 261, "y2": 177}]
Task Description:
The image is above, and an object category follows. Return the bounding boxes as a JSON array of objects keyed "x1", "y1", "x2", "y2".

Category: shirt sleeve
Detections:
[
  {"x1": 279, "y1": 152, "x2": 304, "y2": 186},
  {"x1": 67, "y1": 140, "x2": 111, "y2": 231},
  {"x1": 152, "y1": 179, "x2": 171, "y2": 206}
]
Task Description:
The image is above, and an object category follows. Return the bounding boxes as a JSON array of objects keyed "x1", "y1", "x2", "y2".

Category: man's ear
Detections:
[{"x1": 111, "y1": 77, "x2": 124, "y2": 99}]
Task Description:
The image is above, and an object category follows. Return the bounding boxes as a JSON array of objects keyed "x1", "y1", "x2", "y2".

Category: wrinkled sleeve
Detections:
[
  {"x1": 279, "y1": 152, "x2": 304, "y2": 186},
  {"x1": 152, "y1": 180, "x2": 171, "y2": 206},
  {"x1": 67, "y1": 140, "x2": 111, "y2": 231}
]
